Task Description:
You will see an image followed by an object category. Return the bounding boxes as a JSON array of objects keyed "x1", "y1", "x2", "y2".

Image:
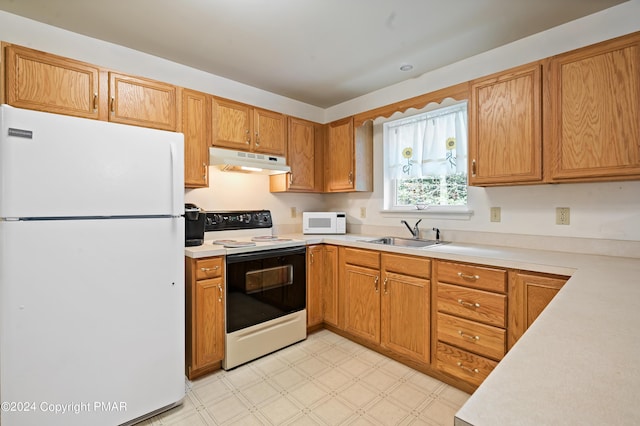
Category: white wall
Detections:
[
  {"x1": 184, "y1": 169, "x2": 324, "y2": 230},
  {"x1": 1, "y1": 4, "x2": 639, "y2": 250},
  {"x1": 324, "y1": 121, "x2": 640, "y2": 244},
  {"x1": 0, "y1": 11, "x2": 325, "y2": 123},
  {"x1": 322, "y1": 0, "x2": 640, "y2": 251}
]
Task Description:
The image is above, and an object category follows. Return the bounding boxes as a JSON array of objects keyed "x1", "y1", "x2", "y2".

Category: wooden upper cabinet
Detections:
[
  {"x1": 212, "y1": 98, "x2": 253, "y2": 150},
  {"x1": 270, "y1": 117, "x2": 323, "y2": 192},
  {"x1": 182, "y1": 89, "x2": 210, "y2": 188},
  {"x1": 547, "y1": 32, "x2": 640, "y2": 182},
  {"x1": 254, "y1": 108, "x2": 286, "y2": 155},
  {"x1": 4, "y1": 44, "x2": 102, "y2": 120},
  {"x1": 469, "y1": 62, "x2": 543, "y2": 186},
  {"x1": 325, "y1": 117, "x2": 372, "y2": 192},
  {"x1": 326, "y1": 117, "x2": 355, "y2": 191},
  {"x1": 212, "y1": 98, "x2": 286, "y2": 155},
  {"x1": 108, "y1": 72, "x2": 177, "y2": 131}
]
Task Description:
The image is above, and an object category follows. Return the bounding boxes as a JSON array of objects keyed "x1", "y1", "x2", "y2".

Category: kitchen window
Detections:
[{"x1": 383, "y1": 101, "x2": 469, "y2": 214}]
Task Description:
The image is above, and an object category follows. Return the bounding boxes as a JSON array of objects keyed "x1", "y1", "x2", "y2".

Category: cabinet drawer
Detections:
[
  {"x1": 436, "y1": 342, "x2": 498, "y2": 388},
  {"x1": 342, "y1": 247, "x2": 380, "y2": 269},
  {"x1": 437, "y1": 283, "x2": 506, "y2": 327},
  {"x1": 381, "y1": 253, "x2": 430, "y2": 279},
  {"x1": 437, "y1": 261, "x2": 506, "y2": 292},
  {"x1": 195, "y1": 257, "x2": 223, "y2": 280},
  {"x1": 437, "y1": 313, "x2": 506, "y2": 360}
]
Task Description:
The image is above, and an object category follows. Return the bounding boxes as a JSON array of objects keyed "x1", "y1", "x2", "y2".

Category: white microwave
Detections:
[{"x1": 303, "y1": 212, "x2": 346, "y2": 234}]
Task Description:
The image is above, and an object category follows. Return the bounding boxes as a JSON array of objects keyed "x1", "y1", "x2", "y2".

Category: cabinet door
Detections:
[
  {"x1": 270, "y1": 117, "x2": 322, "y2": 192},
  {"x1": 212, "y1": 98, "x2": 252, "y2": 150},
  {"x1": 108, "y1": 72, "x2": 177, "y2": 131},
  {"x1": 342, "y1": 264, "x2": 380, "y2": 344},
  {"x1": 182, "y1": 89, "x2": 210, "y2": 188},
  {"x1": 508, "y1": 272, "x2": 567, "y2": 348},
  {"x1": 254, "y1": 108, "x2": 286, "y2": 155},
  {"x1": 326, "y1": 117, "x2": 355, "y2": 191},
  {"x1": 548, "y1": 33, "x2": 640, "y2": 181},
  {"x1": 306, "y1": 245, "x2": 325, "y2": 327},
  {"x1": 5, "y1": 44, "x2": 101, "y2": 119},
  {"x1": 194, "y1": 277, "x2": 225, "y2": 370},
  {"x1": 469, "y1": 63, "x2": 542, "y2": 185},
  {"x1": 323, "y1": 245, "x2": 339, "y2": 328},
  {"x1": 381, "y1": 271, "x2": 430, "y2": 363}
]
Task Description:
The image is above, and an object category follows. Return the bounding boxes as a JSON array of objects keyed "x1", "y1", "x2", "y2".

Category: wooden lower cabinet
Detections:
[
  {"x1": 342, "y1": 261, "x2": 380, "y2": 343},
  {"x1": 306, "y1": 245, "x2": 339, "y2": 330},
  {"x1": 433, "y1": 260, "x2": 507, "y2": 388},
  {"x1": 185, "y1": 256, "x2": 225, "y2": 380},
  {"x1": 508, "y1": 271, "x2": 568, "y2": 349},
  {"x1": 339, "y1": 247, "x2": 431, "y2": 364},
  {"x1": 435, "y1": 342, "x2": 498, "y2": 388},
  {"x1": 305, "y1": 247, "x2": 570, "y2": 392}
]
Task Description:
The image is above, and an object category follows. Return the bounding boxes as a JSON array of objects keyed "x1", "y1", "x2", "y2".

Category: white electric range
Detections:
[{"x1": 203, "y1": 210, "x2": 307, "y2": 369}]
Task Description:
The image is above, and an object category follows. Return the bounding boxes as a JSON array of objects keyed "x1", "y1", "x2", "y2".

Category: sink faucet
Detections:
[
  {"x1": 432, "y1": 227, "x2": 441, "y2": 243},
  {"x1": 401, "y1": 219, "x2": 422, "y2": 239}
]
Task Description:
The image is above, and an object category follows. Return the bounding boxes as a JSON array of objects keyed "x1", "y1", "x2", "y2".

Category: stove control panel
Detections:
[{"x1": 204, "y1": 210, "x2": 272, "y2": 231}]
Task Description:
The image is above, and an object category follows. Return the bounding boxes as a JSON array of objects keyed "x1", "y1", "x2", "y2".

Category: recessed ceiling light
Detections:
[{"x1": 400, "y1": 64, "x2": 413, "y2": 71}]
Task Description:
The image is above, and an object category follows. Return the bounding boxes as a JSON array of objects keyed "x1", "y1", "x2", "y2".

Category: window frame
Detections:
[{"x1": 381, "y1": 100, "x2": 473, "y2": 219}]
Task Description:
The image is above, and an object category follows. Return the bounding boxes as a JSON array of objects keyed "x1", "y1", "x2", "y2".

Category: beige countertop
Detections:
[{"x1": 185, "y1": 233, "x2": 640, "y2": 425}]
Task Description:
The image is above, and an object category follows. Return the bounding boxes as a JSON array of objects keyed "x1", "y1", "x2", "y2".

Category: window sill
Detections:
[{"x1": 381, "y1": 207, "x2": 474, "y2": 220}]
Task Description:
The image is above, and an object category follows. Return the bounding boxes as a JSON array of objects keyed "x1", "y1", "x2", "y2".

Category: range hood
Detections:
[{"x1": 209, "y1": 147, "x2": 290, "y2": 175}]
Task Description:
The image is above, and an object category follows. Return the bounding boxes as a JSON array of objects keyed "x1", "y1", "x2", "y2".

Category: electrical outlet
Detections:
[
  {"x1": 290, "y1": 207, "x2": 296, "y2": 218},
  {"x1": 360, "y1": 207, "x2": 367, "y2": 218},
  {"x1": 490, "y1": 207, "x2": 501, "y2": 222},
  {"x1": 556, "y1": 207, "x2": 570, "y2": 225}
]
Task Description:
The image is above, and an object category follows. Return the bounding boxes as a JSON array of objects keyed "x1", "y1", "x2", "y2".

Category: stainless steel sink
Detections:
[{"x1": 363, "y1": 236, "x2": 448, "y2": 248}]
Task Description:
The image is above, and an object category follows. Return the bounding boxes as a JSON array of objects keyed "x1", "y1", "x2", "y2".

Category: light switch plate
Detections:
[{"x1": 490, "y1": 207, "x2": 501, "y2": 222}]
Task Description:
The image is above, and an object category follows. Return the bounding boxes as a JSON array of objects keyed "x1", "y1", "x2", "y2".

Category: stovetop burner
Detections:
[
  {"x1": 251, "y1": 236, "x2": 292, "y2": 242},
  {"x1": 204, "y1": 210, "x2": 305, "y2": 253},
  {"x1": 212, "y1": 239, "x2": 257, "y2": 248}
]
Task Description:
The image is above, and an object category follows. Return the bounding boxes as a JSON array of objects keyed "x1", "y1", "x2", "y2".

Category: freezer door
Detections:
[
  {"x1": 0, "y1": 218, "x2": 185, "y2": 426},
  {"x1": 0, "y1": 105, "x2": 184, "y2": 218}
]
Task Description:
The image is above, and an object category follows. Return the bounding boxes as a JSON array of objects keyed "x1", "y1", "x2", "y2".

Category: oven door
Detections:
[{"x1": 225, "y1": 246, "x2": 306, "y2": 333}]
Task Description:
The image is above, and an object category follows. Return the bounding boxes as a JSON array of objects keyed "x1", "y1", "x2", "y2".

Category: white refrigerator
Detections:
[{"x1": 0, "y1": 105, "x2": 185, "y2": 426}]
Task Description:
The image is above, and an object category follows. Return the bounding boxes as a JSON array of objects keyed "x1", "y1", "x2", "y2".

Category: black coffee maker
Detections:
[{"x1": 184, "y1": 203, "x2": 205, "y2": 247}]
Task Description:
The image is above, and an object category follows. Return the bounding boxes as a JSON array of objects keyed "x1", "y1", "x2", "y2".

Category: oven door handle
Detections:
[{"x1": 226, "y1": 246, "x2": 306, "y2": 263}]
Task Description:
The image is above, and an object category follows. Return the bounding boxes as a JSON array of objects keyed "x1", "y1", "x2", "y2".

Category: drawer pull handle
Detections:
[
  {"x1": 457, "y1": 299, "x2": 480, "y2": 309},
  {"x1": 383, "y1": 277, "x2": 388, "y2": 295},
  {"x1": 458, "y1": 272, "x2": 480, "y2": 280},
  {"x1": 457, "y1": 362, "x2": 479, "y2": 374},
  {"x1": 374, "y1": 275, "x2": 379, "y2": 292},
  {"x1": 458, "y1": 330, "x2": 480, "y2": 342},
  {"x1": 201, "y1": 266, "x2": 220, "y2": 272},
  {"x1": 217, "y1": 284, "x2": 223, "y2": 302}
]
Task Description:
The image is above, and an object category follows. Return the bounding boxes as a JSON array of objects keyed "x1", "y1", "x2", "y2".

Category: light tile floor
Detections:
[{"x1": 141, "y1": 330, "x2": 470, "y2": 426}]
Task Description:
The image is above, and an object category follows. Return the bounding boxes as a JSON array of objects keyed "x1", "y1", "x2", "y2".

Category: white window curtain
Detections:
[{"x1": 386, "y1": 102, "x2": 468, "y2": 179}]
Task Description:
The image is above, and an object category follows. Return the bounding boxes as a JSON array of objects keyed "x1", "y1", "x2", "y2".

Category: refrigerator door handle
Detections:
[{"x1": 169, "y1": 142, "x2": 182, "y2": 216}]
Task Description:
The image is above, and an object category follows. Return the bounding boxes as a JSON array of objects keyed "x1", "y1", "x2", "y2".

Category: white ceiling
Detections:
[{"x1": 0, "y1": 0, "x2": 628, "y2": 108}]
